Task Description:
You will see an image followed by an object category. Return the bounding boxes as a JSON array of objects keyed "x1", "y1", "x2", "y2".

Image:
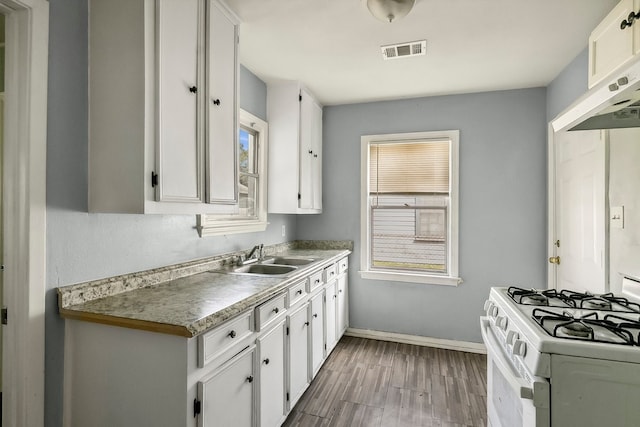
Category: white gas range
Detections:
[{"x1": 481, "y1": 281, "x2": 640, "y2": 427}]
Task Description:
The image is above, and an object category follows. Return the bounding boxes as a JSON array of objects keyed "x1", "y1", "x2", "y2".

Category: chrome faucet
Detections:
[{"x1": 244, "y1": 244, "x2": 264, "y2": 264}]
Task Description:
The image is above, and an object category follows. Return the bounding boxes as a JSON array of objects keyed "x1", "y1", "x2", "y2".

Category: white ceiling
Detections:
[{"x1": 225, "y1": 0, "x2": 619, "y2": 106}]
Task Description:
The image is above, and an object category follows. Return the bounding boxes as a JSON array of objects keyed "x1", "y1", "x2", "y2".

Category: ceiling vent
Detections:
[{"x1": 381, "y1": 40, "x2": 427, "y2": 60}]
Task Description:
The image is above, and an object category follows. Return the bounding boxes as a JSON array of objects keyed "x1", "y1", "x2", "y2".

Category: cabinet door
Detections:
[
  {"x1": 206, "y1": 0, "x2": 239, "y2": 207},
  {"x1": 258, "y1": 320, "x2": 286, "y2": 427},
  {"x1": 588, "y1": 0, "x2": 635, "y2": 88},
  {"x1": 310, "y1": 291, "x2": 325, "y2": 378},
  {"x1": 337, "y1": 274, "x2": 348, "y2": 337},
  {"x1": 288, "y1": 303, "x2": 310, "y2": 408},
  {"x1": 298, "y1": 88, "x2": 322, "y2": 211},
  {"x1": 156, "y1": 0, "x2": 203, "y2": 203},
  {"x1": 198, "y1": 345, "x2": 255, "y2": 427},
  {"x1": 324, "y1": 281, "x2": 338, "y2": 355}
]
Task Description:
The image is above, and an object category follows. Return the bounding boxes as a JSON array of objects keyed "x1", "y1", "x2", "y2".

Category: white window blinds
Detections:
[{"x1": 369, "y1": 140, "x2": 450, "y2": 194}]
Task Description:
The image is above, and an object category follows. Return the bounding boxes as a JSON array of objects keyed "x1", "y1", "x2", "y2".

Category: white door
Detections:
[
  {"x1": 206, "y1": 0, "x2": 239, "y2": 207},
  {"x1": 553, "y1": 129, "x2": 607, "y2": 293},
  {"x1": 156, "y1": 0, "x2": 202, "y2": 203},
  {"x1": 287, "y1": 303, "x2": 309, "y2": 409},
  {"x1": 309, "y1": 291, "x2": 325, "y2": 378},
  {"x1": 198, "y1": 346, "x2": 255, "y2": 427},
  {"x1": 258, "y1": 320, "x2": 286, "y2": 427},
  {"x1": 337, "y1": 274, "x2": 348, "y2": 336},
  {"x1": 298, "y1": 89, "x2": 315, "y2": 210},
  {"x1": 324, "y1": 281, "x2": 338, "y2": 355}
]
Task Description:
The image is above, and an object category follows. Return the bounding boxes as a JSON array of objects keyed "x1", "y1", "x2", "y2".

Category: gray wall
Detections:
[
  {"x1": 546, "y1": 48, "x2": 589, "y2": 122},
  {"x1": 298, "y1": 89, "x2": 548, "y2": 343},
  {"x1": 45, "y1": 1, "x2": 295, "y2": 424}
]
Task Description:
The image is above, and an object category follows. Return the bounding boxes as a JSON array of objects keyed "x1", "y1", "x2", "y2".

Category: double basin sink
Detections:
[{"x1": 229, "y1": 256, "x2": 318, "y2": 277}]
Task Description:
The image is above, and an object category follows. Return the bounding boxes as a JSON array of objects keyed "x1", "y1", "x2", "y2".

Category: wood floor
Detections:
[{"x1": 283, "y1": 336, "x2": 487, "y2": 427}]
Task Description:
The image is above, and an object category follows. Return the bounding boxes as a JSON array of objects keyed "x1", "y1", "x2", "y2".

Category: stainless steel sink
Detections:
[
  {"x1": 232, "y1": 264, "x2": 297, "y2": 276},
  {"x1": 262, "y1": 257, "x2": 317, "y2": 266}
]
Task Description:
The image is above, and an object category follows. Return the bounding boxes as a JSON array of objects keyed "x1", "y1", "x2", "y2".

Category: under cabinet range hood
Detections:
[{"x1": 553, "y1": 57, "x2": 640, "y2": 132}]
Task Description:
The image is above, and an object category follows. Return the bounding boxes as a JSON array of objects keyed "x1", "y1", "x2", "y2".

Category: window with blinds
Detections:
[{"x1": 368, "y1": 139, "x2": 452, "y2": 274}]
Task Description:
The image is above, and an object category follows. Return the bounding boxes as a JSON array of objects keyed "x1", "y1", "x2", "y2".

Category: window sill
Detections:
[
  {"x1": 359, "y1": 270, "x2": 462, "y2": 286},
  {"x1": 197, "y1": 219, "x2": 268, "y2": 237}
]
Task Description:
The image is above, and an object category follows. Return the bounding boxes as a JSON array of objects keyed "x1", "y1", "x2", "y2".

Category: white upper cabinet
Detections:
[
  {"x1": 88, "y1": 0, "x2": 239, "y2": 214},
  {"x1": 267, "y1": 81, "x2": 323, "y2": 214},
  {"x1": 589, "y1": 0, "x2": 640, "y2": 88}
]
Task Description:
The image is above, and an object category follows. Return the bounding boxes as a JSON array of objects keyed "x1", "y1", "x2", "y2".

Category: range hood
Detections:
[{"x1": 552, "y1": 57, "x2": 640, "y2": 132}]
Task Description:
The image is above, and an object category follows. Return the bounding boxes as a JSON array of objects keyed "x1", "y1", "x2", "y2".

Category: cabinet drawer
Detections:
[
  {"x1": 307, "y1": 270, "x2": 324, "y2": 293},
  {"x1": 337, "y1": 257, "x2": 349, "y2": 274},
  {"x1": 255, "y1": 293, "x2": 287, "y2": 332},
  {"x1": 288, "y1": 279, "x2": 308, "y2": 308},
  {"x1": 198, "y1": 310, "x2": 253, "y2": 368},
  {"x1": 324, "y1": 264, "x2": 338, "y2": 283}
]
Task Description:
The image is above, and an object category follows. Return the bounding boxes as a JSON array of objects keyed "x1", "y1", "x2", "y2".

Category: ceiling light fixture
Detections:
[{"x1": 367, "y1": 0, "x2": 415, "y2": 23}]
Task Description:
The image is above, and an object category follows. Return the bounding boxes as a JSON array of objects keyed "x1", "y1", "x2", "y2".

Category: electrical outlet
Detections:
[
  {"x1": 282, "y1": 225, "x2": 286, "y2": 237},
  {"x1": 611, "y1": 206, "x2": 624, "y2": 229}
]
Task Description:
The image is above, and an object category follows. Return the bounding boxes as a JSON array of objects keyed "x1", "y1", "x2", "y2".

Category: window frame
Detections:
[
  {"x1": 360, "y1": 130, "x2": 461, "y2": 286},
  {"x1": 197, "y1": 109, "x2": 268, "y2": 236}
]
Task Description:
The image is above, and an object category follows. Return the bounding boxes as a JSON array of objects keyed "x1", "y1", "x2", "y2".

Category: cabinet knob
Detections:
[
  {"x1": 308, "y1": 150, "x2": 313, "y2": 154},
  {"x1": 304, "y1": 321, "x2": 310, "y2": 326},
  {"x1": 246, "y1": 375, "x2": 254, "y2": 383},
  {"x1": 313, "y1": 313, "x2": 318, "y2": 318},
  {"x1": 339, "y1": 289, "x2": 343, "y2": 293},
  {"x1": 296, "y1": 289, "x2": 303, "y2": 295},
  {"x1": 212, "y1": 98, "x2": 221, "y2": 106},
  {"x1": 621, "y1": 11, "x2": 640, "y2": 29},
  {"x1": 272, "y1": 307, "x2": 280, "y2": 314},
  {"x1": 263, "y1": 358, "x2": 270, "y2": 365},
  {"x1": 333, "y1": 295, "x2": 337, "y2": 299},
  {"x1": 314, "y1": 154, "x2": 318, "y2": 158},
  {"x1": 189, "y1": 86, "x2": 197, "y2": 93},
  {"x1": 228, "y1": 330, "x2": 236, "y2": 338}
]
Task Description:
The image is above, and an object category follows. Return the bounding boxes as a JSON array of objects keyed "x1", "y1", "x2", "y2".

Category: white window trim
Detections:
[
  {"x1": 359, "y1": 130, "x2": 461, "y2": 286},
  {"x1": 197, "y1": 109, "x2": 268, "y2": 236}
]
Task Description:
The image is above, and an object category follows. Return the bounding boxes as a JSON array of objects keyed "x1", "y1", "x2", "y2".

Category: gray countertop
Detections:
[{"x1": 58, "y1": 245, "x2": 351, "y2": 337}]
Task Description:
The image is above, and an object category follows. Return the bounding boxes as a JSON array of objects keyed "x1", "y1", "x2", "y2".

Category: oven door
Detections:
[{"x1": 480, "y1": 317, "x2": 550, "y2": 427}]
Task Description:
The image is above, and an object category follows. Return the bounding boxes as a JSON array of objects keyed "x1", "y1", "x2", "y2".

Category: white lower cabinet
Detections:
[
  {"x1": 337, "y1": 272, "x2": 349, "y2": 337},
  {"x1": 310, "y1": 290, "x2": 325, "y2": 378},
  {"x1": 62, "y1": 255, "x2": 350, "y2": 427},
  {"x1": 324, "y1": 280, "x2": 338, "y2": 355},
  {"x1": 287, "y1": 302, "x2": 311, "y2": 409},
  {"x1": 257, "y1": 319, "x2": 287, "y2": 427},
  {"x1": 197, "y1": 345, "x2": 255, "y2": 427}
]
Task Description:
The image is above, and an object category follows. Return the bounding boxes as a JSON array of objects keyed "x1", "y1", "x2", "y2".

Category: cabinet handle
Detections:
[
  {"x1": 189, "y1": 86, "x2": 197, "y2": 93},
  {"x1": 333, "y1": 295, "x2": 337, "y2": 299},
  {"x1": 314, "y1": 154, "x2": 318, "y2": 158},
  {"x1": 212, "y1": 98, "x2": 221, "y2": 106},
  {"x1": 339, "y1": 290, "x2": 343, "y2": 293},
  {"x1": 313, "y1": 313, "x2": 318, "y2": 318},
  {"x1": 263, "y1": 358, "x2": 270, "y2": 365},
  {"x1": 296, "y1": 289, "x2": 303, "y2": 295},
  {"x1": 272, "y1": 307, "x2": 280, "y2": 314},
  {"x1": 228, "y1": 330, "x2": 236, "y2": 338},
  {"x1": 308, "y1": 150, "x2": 313, "y2": 154},
  {"x1": 304, "y1": 321, "x2": 309, "y2": 326},
  {"x1": 246, "y1": 375, "x2": 254, "y2": 383},
  {"x1": 621, "y1": 11, "x2": 640, "y2": 30},
  {"x1": 315, "y1": 279, "x2": 320, "y2": 284}
]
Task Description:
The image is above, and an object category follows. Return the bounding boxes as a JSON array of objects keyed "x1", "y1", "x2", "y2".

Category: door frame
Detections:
[
  {"x1": 547, "y1": 124, "x2": 557, "y2": 289},
  {"x1": 1, "y1": 0, "x2": 48, "y2": 426}
]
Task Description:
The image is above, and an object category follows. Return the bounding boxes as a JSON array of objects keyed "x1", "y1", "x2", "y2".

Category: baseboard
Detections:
[{"x1": 345, "y1": 328, "x2": 487, "y2": 354}]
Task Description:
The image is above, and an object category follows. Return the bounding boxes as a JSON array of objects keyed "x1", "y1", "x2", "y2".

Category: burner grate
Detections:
[{"x1": 532, "y1": 308, "x2": 636, "y2": 345}]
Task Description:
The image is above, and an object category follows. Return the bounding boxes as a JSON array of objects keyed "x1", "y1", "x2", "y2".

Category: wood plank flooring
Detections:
[{"x1": 283, "y1": 336, "x2": 487, "y2": 427}]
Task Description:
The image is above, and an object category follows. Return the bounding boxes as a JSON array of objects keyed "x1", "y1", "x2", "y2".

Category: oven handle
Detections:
[{"x1": 480, "y1": 316, "x2": 534, "y2": 400}]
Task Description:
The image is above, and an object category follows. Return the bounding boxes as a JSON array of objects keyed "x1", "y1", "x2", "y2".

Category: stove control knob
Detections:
[
  {"x1": 489, "y1": 306, "x2": 499, "y2": 318},
  {"x1": 506, "y1": 330, "x2": 519, "y2": 345},
  {"x1": 496, "y1": 316, "x2": 508, "y2": 331},
  {"x1": 513, "y1": 339, "x2": 527, "y2": 357}
]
